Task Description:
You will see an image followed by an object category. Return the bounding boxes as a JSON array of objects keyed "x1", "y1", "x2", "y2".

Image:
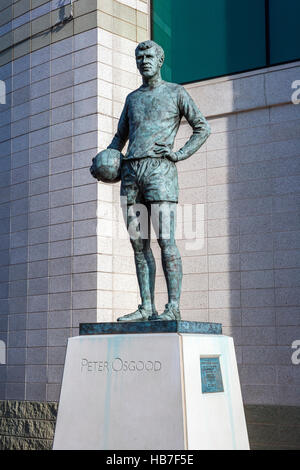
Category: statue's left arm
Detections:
[
  {"x1": 175, "y1": 87, "x2": 211, "y2": 162},
  {"x1": 155, "y1": 87, "x2": 211, "y2": 162}
]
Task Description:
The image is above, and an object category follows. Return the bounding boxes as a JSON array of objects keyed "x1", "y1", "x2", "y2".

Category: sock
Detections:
[
  {"x1": 161, "y1": 244, "x2": 182, "y2": 307},
  {"x1": 134, "y1": 248, "x2": 156, "y2": 312}
]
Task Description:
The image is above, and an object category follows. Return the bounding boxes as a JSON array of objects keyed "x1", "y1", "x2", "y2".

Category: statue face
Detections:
[{"x1": 136, "y1": 47, "x2": 162, "y2": 78}]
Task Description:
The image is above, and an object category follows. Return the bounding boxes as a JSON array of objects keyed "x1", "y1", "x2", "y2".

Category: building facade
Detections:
[{"x1": 0, "y1": 0, "x2": 299, "y2": 449}]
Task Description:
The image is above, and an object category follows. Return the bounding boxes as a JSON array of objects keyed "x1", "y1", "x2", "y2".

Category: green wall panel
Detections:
[
  {"x1": 152, "y1": 0, "x2": 267, "y2": 83},
  {"x1": 269, "y1": 0, "x2": 300, "y2": 65},
  {"x1": 152, "y1": 0, "x2": 172, "y2": 81}
]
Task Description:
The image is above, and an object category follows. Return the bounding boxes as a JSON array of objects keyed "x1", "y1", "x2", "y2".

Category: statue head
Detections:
[{"x1": 135, "y1": 40, "x2": 164, "y2": 79}]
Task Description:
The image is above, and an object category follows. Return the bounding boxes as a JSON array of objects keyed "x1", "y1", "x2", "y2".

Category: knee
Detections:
[
  {"x1": 130, "y1": 237, "x2": 150, "y2": 253},
  {"x1": 130, "y1": 237, "x2": 143, "y2": 253},
  {"x1": 157, "y1": 237, "x2": 176, "y2": 251}
]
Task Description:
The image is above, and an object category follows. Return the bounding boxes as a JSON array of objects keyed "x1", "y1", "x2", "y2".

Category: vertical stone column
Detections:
[
  {"x1": 94, "y1": 0, "x2": 150, "y2": 320},
  {"x1": 0, "y1": 0, "x2": 150, "y2": 407}
]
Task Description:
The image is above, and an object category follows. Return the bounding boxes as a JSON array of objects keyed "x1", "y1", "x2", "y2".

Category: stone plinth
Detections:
[{"x1": 53, "y1": 321, "x2": 249, "y2": 450}]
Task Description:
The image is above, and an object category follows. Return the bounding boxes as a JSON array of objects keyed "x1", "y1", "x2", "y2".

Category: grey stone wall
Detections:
[
  {"x1": 0, "y1": 0, "x2": 149, "y2": 402},
  {"x1": 0, "y1": 400, "x2": 57, "y2": 449},
  {"x1": 164, "y1": 61, "x2": 300, "y2": 408},
  {"x1": 0, "y1": 29, "x2": 100, "y2": 402},
  {"x1": 245, "y1": 404, "x2": 300, "y2": 450},
  {"x1": 0, "y1": 400, "x2": 299, "y2": 449}
]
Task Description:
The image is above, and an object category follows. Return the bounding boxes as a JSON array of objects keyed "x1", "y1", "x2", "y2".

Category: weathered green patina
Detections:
[
  {"x1": 79, "y1": 321, "x2": 222, "y2": 335},
  {"x1": 98, "y1": 40, "x2": 210, "y2": 321}
]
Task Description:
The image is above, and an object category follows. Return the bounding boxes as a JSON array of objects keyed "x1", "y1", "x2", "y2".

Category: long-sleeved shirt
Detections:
[{"x1": 107, "y1": 80, "x2": 210, "y2": 161}]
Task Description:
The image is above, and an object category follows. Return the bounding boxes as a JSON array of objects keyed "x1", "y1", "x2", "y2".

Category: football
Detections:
[{"x1": 90, "y1": 148, "x2": 123, "y2": 183}]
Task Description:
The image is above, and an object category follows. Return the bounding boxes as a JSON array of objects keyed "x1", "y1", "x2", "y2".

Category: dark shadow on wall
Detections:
[
  {"x1": 223, "y1": 0, "x2": 300, "y2": 448},
  {"x1": 7, "y1": 60, "x2": 31, "y2": 402},
  {"x1": 0, "y1": 62, "x2": 12, "y2": 400},
  {"x1": 224, "y1": 0, "x2": 275, "y2": 409}
]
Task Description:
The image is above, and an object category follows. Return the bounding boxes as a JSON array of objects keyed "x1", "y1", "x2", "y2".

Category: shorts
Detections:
[{"x1": 120, "y1": 157, "x2": 179, "y2": 205}]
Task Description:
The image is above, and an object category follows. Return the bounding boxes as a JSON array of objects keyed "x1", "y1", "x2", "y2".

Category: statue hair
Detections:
[{"x1": 135, "y1": 40, "x2": 165, "y2": 62}]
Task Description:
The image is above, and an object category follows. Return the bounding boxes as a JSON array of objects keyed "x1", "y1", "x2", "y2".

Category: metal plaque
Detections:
[{"x1": 200, "y1": 357, "x2": 224, "y2": 393}]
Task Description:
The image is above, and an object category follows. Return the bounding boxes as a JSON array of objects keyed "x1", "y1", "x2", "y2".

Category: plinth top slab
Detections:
[{"x1": 79, "y1": 321, "x2": 222, "y2": 336}]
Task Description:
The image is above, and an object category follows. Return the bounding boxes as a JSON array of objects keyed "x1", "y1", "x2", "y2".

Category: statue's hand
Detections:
[{"x1": 153, "y1": 143, "x2": 178, "y2": 162}]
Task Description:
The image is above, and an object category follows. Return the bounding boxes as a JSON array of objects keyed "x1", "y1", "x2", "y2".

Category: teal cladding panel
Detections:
[
  {"x1": 269, "y1": 0, "x2": 300, "y2": 65},
  {"x1": 152, "y1": 0, "x2": 266, "y2": 83}
]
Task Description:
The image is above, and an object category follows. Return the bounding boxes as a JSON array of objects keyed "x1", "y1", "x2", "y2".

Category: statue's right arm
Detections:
[{"x1": 107, "y1": 99, "x2": 129, "y2": 152}]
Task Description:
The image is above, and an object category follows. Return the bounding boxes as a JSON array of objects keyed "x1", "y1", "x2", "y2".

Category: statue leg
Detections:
[
  {"x1": 132, "y1": 238, "x2": 157, "y2": 314},
  {"x1": 117, "y1": 203, "x2": 157, "y2": 322},
  {"x1": 159, "y1": 238, "x2": 182, "y2": 312},
  {"x1": 151, "y1": 202, "x2": 182, "y2": 320}
]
